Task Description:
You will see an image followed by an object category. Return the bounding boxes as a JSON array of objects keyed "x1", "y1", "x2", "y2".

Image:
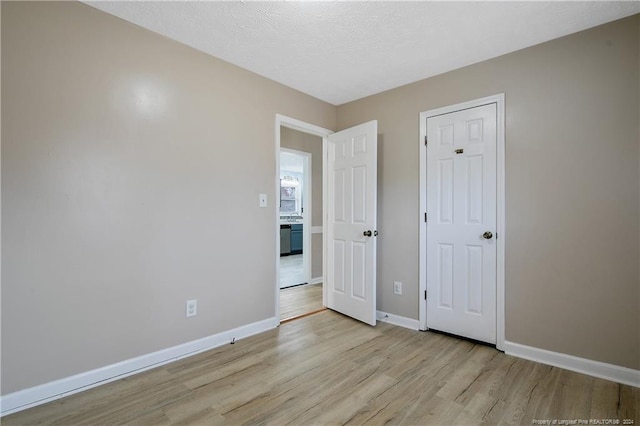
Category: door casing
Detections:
[{"x1": 418, "y1": 94, "x2": 506, "y2": 351}]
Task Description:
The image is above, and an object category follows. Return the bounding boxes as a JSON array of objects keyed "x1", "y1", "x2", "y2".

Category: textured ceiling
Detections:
[{"x1": 85, "y1": 1, "x2": 640, "y2": 106}]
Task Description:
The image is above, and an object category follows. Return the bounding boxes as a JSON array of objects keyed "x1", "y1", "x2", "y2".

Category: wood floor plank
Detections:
[
  {"x1": 162, "y1": 394, "x2": 227, "y2": 425},
  {"x1": 619, "y1": 383, "x2": 640, "y2": 421},
  {"x1": 494, "y1": 359, "x2": 549, "y2": 425},
  {"x1": 512, "y1": 363, "x2": 558, "y2": 423},
  {"x1": 280, "y1": 283, "x2": 323, "y2": 320},
  {"x1": 3, "y1": 311, "x2": 638, "y2": 426},
  {"x1": 590, "y1": 380, "x2": 624, "y2": 420},
  {"x1": 542, "y1": 369, "x2": 595, "y2": 421},
  {"x1": 343, "y1": 369, "x2": 444, "y2": 425}
]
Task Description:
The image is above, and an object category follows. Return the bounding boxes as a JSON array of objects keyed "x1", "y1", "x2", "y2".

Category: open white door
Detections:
[{"x1": 325, "y1": 121, "x2": 378, "y2": 326}]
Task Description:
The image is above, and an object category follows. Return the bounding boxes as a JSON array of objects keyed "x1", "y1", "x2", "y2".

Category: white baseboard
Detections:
[
  {"x1": 310, "y1": 226, "x2": 323, "y2": 234},
  {"x1": 504, "y1": 341, "x2": 640, "y2": 388},
  {"x1": 310, "y1": 276, "x2": 323, "y2": 285},
  {"x1": 6, "y1": 319, "x2": 635, "y2": 417},
  {"x1": 376, "y1": 310, "x2": 420, "y2": 330},
  {"x1": 0, "y1": 316, "x2": 279, "y2": 416}
]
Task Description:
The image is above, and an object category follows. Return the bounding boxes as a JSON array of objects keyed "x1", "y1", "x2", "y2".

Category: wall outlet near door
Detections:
[
  {"x1": 186, "y1": 299, "x2": 197, "y2": 317},
  {"x1": 393, "y1": 281, "x2": 402, "y2": 295}
]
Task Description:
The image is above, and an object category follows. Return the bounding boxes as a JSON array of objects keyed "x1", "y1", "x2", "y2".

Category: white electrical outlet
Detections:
[
  {"x1": 186, "y1": 299, "x2": 197, "y2": 317},
  {"x1": 393, "y1": 281, "x2": 402, "y2": 295}
]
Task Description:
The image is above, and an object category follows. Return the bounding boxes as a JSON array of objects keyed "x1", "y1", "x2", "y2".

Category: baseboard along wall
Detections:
[
  {"x1": 0, "y1": 316, "x2": 279, "y2": 416},
  {"x1": 503, "y1": 341, "x2": 640, "y2": 388},
  {"x1": 3, "y1": 313, "x2": 638, "y2": 416},
  {"x1": 375, "y1": 310, "x2": 639, "y2": 388},
  {"x1": 376, "y1": 310, "x2": 420, "y2": 330}
]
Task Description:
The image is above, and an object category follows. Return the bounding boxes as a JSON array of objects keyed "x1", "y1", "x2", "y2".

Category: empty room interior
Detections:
[{"x1": 1, "y1": 1, "x2": 639, "y2": 424}]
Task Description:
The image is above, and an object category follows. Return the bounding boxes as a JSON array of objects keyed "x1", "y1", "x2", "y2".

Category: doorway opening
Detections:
[
  {"x1": 275, "y1": 116, "x2": 331, "y2": 323},
  {"x1": 275, "y1": 115, "x2": 379, "y2": 326}
]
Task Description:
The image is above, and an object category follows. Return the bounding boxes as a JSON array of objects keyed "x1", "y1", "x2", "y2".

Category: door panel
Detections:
[
  {"x1": 438, "y1": 243, "x2": 454, "y2": 309},
  {"x1": 438, "y1": 159, "x2": 454, "y2": 224},
  {"x1": 326, "y1": 121, "x2": 377, "y2": 326},
  {"x1": 352, "y1": 242, "x2": 366, "y2": 300},
  {"x1": 426, "y1": 104, "x2": 497, "y2": 344},
  {"x1": 333, "y1": 169, "x2": 346, "y2": 222},
  {"x1": 466, "y1": 244, "x2": 483, "y2": 314}
]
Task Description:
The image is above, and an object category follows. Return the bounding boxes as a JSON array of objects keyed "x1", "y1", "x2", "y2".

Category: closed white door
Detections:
[
  {"x1": 426, "y1": 104, "x2": 497, "y2": 343},
  {"x1": 326, "y1": 121, "x2": 377, "y2": 326}
]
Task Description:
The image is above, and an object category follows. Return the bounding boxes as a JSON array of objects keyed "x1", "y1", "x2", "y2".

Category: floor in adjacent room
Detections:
[
  {"x1": 279, "y1": 254, "x2": 305, "y2": 289},
  {"x1": 4, "y1": 310, "x2": 637, "y2": 425}
]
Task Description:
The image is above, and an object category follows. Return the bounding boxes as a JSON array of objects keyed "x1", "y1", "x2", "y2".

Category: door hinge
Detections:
[
  {"x1": 424, "y1": 212, "x2": 427, "y2": 222},
  {"x1": 424, "y1": 135, "x2": 428, "y2": 145},
  {"x1": 424, "y1": 290, "x2": 427, "y2": 300}
]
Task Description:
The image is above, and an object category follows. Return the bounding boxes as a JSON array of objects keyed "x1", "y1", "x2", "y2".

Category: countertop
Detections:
[{"x1": 280, "y1": 216, "x2": 304, "y2": 226}]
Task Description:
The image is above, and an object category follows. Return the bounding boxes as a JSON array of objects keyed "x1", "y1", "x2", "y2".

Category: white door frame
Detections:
[
  {"x1": 279, "y1": 147, "x2": 312, "y2": 287},
  {"x1": 418, "y1": 94, "x2": 506, "y2": 350},
  {"x1": 275, "y1": 114, "x2": 332, "y2": 322}
]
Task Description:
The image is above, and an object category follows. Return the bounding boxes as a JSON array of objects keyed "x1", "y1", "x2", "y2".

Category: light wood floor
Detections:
[
  {"x1": 4, "y1": 311, "x2": 638, "y2": 425},
  {"x1": 280, "y1": 283, "x2": 323, "y2": 321}
]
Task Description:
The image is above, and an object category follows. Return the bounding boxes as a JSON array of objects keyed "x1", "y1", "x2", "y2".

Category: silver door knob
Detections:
[
  {"x1": 363, "y1": 230, "x2": 372, "y2": 237},
  {"x1": 482, "y1": 231, "x2": 493, "y2": 240}
]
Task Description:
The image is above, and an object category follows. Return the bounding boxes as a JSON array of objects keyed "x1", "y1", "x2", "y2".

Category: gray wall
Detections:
[
  {"x1": 337, "y1": 15, "x2": 640, "y2": 370},
  {"x1": 280, "y1": 127, "x2": 324, "y2": 279},
  {"x1": 1, "y1": 1, "x2": 335, "y2": 394}
]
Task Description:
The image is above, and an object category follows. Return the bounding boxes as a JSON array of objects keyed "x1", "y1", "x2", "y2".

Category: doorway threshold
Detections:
[
  {"x1": 281, "y1": 307, "x2": 327, "y2": 324},
  {"x1": 280, "y1": 282, "x2": 309, "y2": 290}
]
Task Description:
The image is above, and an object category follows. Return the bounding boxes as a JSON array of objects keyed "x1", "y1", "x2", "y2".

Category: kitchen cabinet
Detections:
[
  {"x1": 290, "y1": 224, "x2": 303, "y2": 254},
  {"x1": 280, "y1": 223, "x2": 303, "y2": 256}
]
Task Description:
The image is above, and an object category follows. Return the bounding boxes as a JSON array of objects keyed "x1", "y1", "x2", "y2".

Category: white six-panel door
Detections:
[
  {"x1": 326, "y1": 121, "x2": 377, "y2": 326},
  {"x1": 426, "y1": 104, "x2": 497, "y2": 343}
]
